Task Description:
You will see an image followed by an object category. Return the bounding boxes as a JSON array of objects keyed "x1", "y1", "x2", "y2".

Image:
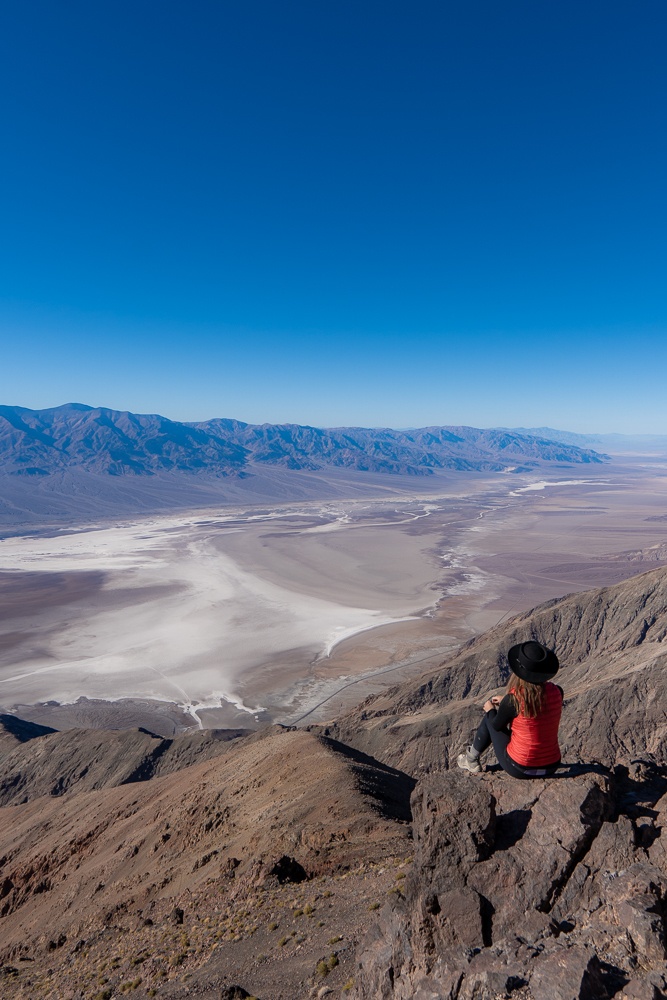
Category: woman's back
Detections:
[{"x1": 507, "y1": 681, "x2": 562, "y2": 767}]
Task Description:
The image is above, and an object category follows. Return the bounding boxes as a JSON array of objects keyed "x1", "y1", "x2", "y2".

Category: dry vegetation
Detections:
[{"x1": 1, "y1": 856, "x2": 413, "y2": 999}]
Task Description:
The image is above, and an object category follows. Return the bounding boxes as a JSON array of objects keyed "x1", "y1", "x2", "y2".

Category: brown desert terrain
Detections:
[{"x1": 1, "y1": 560, "x2": 667, "y2": 998}]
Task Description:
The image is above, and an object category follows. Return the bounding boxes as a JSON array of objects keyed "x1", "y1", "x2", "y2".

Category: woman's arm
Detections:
[{"x1": 490, "y1": 694, "x2": 517, "y2": 731}]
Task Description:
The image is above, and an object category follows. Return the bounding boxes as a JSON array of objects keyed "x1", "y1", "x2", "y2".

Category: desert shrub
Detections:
[{"x1": 119, "y1": 980, "x2": 142, "y2": 993}]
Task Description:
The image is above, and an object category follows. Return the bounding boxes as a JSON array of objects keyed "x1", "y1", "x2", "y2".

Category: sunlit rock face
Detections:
[{"x1": 353, "y1": 768, "x2": 667, "y2": 1000}]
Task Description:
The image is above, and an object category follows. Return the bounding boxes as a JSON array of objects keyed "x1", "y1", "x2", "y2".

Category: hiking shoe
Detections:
[{"x1": 457, "y1": 749, "x2": 482, "y2": 773}]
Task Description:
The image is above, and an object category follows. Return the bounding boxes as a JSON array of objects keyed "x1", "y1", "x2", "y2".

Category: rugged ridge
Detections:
[
  {"x1": 513, "y1": 426, "x2": 667, "y2": 456},
  {"x1": 0, "y1": 403, "x2": 606, "y2": 478},
  {"x1": 0, "y1": 728, "x2": 414, "y2": 998},
  {"x1": 0, "y1": 721, "x2": 251, "y2": 804}
]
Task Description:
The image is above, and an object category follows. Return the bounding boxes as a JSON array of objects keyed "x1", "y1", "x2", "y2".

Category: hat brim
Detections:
[{"x1": 508, "y1": 644, "x2": 559, "y2": 684}]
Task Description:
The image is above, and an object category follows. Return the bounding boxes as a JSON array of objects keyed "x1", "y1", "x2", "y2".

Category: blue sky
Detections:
[{"x1": 0, "y1": 1, "x2": 665, "y2": 432}]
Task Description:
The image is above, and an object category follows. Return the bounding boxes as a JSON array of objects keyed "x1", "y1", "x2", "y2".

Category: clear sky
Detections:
[{"x1": 0, "y1": 1, "x2": 665, "y2": 433}]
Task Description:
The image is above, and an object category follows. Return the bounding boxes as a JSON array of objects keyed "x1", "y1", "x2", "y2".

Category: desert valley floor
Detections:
[{"x1": 1, "y1": 459, "x2": 667, "y2": 734}]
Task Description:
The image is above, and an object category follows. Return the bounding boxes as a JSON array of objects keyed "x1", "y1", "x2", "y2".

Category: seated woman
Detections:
[{"x1": 458, "y1": 640, "x2": 563, "y2": 778}]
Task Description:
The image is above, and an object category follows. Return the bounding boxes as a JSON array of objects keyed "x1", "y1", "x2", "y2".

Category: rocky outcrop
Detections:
[{"x1": 352, "y1": 767, "x2": 667, "y2": 999}]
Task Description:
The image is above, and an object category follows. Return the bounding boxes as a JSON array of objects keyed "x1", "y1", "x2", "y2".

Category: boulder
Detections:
[
  {"x1": 620, "y1": 972, "x2": 667, "y2": 999},
  {"x1": 530, "y1": 944, "x2": 605, "y2": 1000},
  {"x1": 267, "y1": 855, "x2": 309, "y2": 884},
  {"x1": 352, "y1": 768, "x2": 667, "y2": 999}
]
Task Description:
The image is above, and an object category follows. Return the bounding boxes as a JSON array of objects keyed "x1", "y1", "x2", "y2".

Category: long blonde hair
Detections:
[{"x1": 507, "y1": 672, "x2": 546, "y2": 719}]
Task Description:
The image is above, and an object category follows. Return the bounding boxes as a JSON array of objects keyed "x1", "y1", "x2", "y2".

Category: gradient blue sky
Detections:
[{"x1": 1, "y1": 1, "x2": 665, "y2": 432}]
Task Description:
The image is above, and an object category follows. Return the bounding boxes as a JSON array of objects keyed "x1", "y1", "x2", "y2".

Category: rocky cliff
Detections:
[
  {"x1": 330, "y1": 566, "x2": 667, "y2": 1000},
  {"x1": 0, "y1": 720, "x2": 251, "y2": 805},
  {"x1": 351, "y1": 766, "x2": 667, "y2": 999},
  {"x1": 1, "y1": 567, "x2": 666, "y2": 998}
]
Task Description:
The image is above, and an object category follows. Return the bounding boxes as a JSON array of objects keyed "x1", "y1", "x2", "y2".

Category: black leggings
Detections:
[{"x1": 472, "y1": 710, "x2": 559, "y2": 779}]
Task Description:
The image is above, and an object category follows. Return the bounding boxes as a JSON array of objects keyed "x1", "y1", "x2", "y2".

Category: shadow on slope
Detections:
[{"x1": 319, "y1": 736, "x2": 417, "y2": 823}]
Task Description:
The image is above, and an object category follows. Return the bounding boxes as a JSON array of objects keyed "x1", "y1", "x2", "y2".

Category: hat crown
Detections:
[
  {"x1": 507, "y1": 640, "x2": 559, "y2": 683},
  {"x1": 520, "y1": 641, "x2": 548, "y2": 666}
]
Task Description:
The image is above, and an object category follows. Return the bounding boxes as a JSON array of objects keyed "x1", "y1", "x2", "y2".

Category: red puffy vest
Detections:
[{"x1": 507, "y1": 682, "x2": 562, "y2": 767}]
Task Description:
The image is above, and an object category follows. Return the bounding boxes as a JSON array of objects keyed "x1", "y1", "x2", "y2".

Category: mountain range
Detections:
[
  {"x1": 513, "y1": 426, "x2": 667, "y2": 456},
  {"x1": 1, "y1": 565, "x2": 666, "y2": 998},
  {"x1": 0, "y1": 403, "x2": 607, "y2": 479}
]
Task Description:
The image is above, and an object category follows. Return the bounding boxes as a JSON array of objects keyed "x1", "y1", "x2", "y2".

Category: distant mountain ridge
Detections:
[
  {"x1": 0, "y1": 403, "x2": 607, "y2": 478},
  {"x1": 513, "y1": 425, "x2": 667, "y2": 455}
]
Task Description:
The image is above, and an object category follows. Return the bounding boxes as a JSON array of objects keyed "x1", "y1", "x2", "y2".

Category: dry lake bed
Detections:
[{"x1": 1, "y1": 460, "x2": 667, "y2": 733}]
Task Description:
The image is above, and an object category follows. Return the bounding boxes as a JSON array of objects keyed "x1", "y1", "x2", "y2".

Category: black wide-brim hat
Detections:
[{"x1": 507, "y1": 641, "x2": 559, "y2": 684}]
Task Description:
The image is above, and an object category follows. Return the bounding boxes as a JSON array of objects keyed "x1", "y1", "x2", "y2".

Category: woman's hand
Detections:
[{"x1": 483, "y1": 695, "x2": 502, "y2": 712}]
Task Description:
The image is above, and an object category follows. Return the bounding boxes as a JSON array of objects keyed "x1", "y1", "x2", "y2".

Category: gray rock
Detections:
[
  {"x1": 620, "y1": 971, "x2": 667, "y2": 999},
  {"x1": 530, "y1": 944, "x2": 605, "y2": 1000},
  {"x1": 352, "y1": 766, "x2": 667, "y2": 999}
]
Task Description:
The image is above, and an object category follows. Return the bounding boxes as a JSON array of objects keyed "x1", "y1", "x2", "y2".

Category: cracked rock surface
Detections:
[{"x1": 351, "y1": 767, "x2": 667, "y2": 999}]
